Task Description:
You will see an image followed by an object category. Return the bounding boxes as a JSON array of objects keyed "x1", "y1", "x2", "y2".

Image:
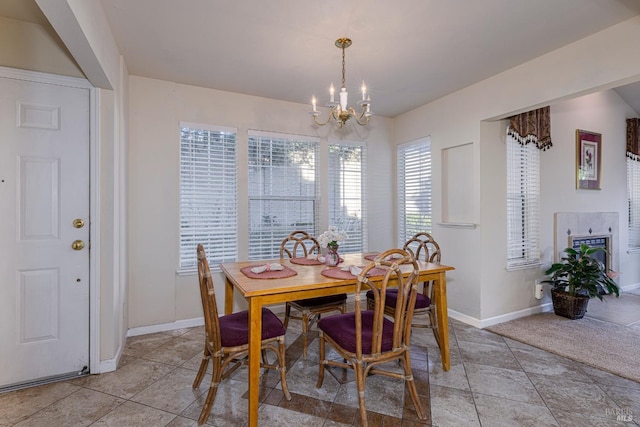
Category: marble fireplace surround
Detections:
[{"x1": 554, "y1": 212, "x2": 619, "y2": 273}]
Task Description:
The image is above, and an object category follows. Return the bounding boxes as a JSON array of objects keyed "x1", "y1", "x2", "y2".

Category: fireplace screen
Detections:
[{"x1": 569, "y1": 235, "x2": 610, "y2": 270}]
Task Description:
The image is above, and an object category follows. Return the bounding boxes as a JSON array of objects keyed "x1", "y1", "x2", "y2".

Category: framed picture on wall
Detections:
[{"x1": 576, "y1": 129, "x2": 602, "y2": 190}]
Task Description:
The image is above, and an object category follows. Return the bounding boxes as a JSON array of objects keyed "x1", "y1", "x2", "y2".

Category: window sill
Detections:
[
  {"x1": 506, "y1": 262, "x2": 542, "y2": 272},
  {"x1": 438, "y1": 222, "x2": 478, "y2": 229}
]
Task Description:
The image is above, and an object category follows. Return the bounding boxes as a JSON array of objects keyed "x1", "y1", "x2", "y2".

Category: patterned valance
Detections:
[
  {"x1": 507, "y1": 106, "x2": 552, "y2": 151},
  {"x1": 627, "y1": 118, "x2": 640, "y2": 161}
]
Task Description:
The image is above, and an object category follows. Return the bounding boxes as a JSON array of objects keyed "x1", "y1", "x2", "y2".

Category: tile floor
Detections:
[{"x1": 1, "y1": 305, "x2": 639, "y2": 426}]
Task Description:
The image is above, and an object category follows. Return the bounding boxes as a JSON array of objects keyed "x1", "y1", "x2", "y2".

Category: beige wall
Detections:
[
  {"x1": 394, "y1": 16, "x2": 640, "y2": 325},
  {"x1": 6, "y1": 2, "x2": 640, "y2": 340},
  {"x1": 0, "y1": 15, "x2": 83, "y2": 77},
  {"x1": 127, "y1": 76, "x2": 394, "y2": 328}
]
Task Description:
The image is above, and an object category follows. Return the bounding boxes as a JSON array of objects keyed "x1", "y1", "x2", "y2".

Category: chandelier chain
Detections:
[{"x1": 341, "y1": 45, "x2": 346, "y2": 89}]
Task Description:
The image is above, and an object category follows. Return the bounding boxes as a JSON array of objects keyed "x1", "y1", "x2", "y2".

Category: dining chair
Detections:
[
  {"x1": 192, "y1": 244, "x2": 291, "y2": 425},
  {"x1": 366, "y1": 232, "x2": 442, "y2": 349},
  {"x1": 316, "y1": 248, "x2": 426, "y2": 426},
  {"x1": 280, "y1": 230, "x2": 347, "y2": 359}
]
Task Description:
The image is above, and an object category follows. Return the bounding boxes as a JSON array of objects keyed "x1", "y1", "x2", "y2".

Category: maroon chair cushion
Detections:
[
  {"x1": 366, "y1": 289, "x2": 430, "y2": 309},
  {"x1": 219, "y1": 307, "x2": 285, "y2": 347},
  {"x1": 318, "y1": 311, "x2": 394, "y2": 354},
  {"x1": 293, "y1": 293, "x2": 347, "y2": 307}
]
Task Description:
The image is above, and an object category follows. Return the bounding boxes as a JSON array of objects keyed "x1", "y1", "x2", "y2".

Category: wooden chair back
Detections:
[
  {"x1": 279, "y1": 230, "x2": 321, "y2": 258},
  {"x1": 403, "y1": 232, "x2": 441, "y2": 264},
  {"x1": 197, "y1": 244, "x2": 221, "y2": 353},
  {"x1": 355, "y1": 248, "x2": 420, "y2": 357}
]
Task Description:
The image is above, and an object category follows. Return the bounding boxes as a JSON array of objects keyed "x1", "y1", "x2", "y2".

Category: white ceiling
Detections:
[{"x1": 4, "y1": 0, "x2": 640, "y2": 117}]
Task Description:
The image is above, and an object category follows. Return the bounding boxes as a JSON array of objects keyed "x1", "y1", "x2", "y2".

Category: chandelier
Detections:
[{"x1": 311, "y1": 38, "x2": 372, "y2": 128}]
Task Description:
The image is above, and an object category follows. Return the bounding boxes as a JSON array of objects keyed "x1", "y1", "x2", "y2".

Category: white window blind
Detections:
[
  {"x1": 328, "y1": 141, "x2": 367, "y2": 253},
  {"x1": 179, "y1": 123, "x2": 238, "y2": 273},
  {"x1": 397, "y1": 137, "x2": 432, "y2": 245},
  {"x1": 248, "y1": 131, "x2": 319, "y2": 260},
  {"x1": 628, "y1": 157, "x2": 640, "y2": 251},
  {"x1": 506, "y1": 134, "x2": 540, "y2": 269}
]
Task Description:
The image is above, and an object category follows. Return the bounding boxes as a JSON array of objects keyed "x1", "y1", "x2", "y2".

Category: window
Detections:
[
  {"x1": 628, "y1": 157, "x2": 640, "y2": 251},
  {"x1": 506, "y1": 133, "x2": 540, "y2": 269},
  {"x1": 328, "y1": 141, "x2": 367, "y2": 253},
  {"x1": 248, "y1": 131, "x2": 319, "y2": 260},
  {"x1": 397, "y1": 137, "x2": 432, "y2": 245},
  {"x1": 179, "y1": 123, "x2": 237, "y2": 273}
]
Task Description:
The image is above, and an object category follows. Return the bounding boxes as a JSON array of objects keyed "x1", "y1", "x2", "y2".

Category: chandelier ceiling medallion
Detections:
[{"x1": 311, "y1": 37, "x2": 372, "y2": 128}]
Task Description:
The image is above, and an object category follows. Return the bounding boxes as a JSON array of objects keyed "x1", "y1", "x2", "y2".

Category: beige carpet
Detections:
[{"x1": 488, "y1": 312, "x2": 640, "y2": 383}]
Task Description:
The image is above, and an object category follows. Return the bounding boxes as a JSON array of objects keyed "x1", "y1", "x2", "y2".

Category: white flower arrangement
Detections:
[{"x1": 318, "y1": 226, "x2": 348, "y2": 249}]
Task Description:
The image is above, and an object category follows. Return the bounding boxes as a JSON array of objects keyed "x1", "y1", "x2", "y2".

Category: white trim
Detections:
[
  {"x1": 248, "y1": 129, "x2": 321, "y2": 142},
  {"x1": 99, "y1": 342, "x2": 123, "y2": 374},
  {"x1": 438, "y1": 222, "x2": 478, "y2": 229},
  {"x1": 89, "y1": 87, "x2": 101, "y2": 375},
  {"x1": 327, "y1": 138, "x2": 366, "y2": 147},
  {"x1": 127, "y1": 317, "x2": 205, "y2": 337},
  {"x1": 448, "y1": 303, "x2": 553, "y2": 329},
  {"x1": 0, "y1": 65, "x2": 91, "y2": 89},
  {"x1": 179, "y1": 121, "x2": 237, "y2": 134},
  {"x1": 621, "y1": 283, "x2": 640, "y2": 292},
  {"x1": 0, "y1": 66, "x2": 100, "y2": 375}
]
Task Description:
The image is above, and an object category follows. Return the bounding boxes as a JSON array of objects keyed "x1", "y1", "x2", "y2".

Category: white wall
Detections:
[
  {"x1": 394, "y1": 17, "x2": 640, "y2": 326},
  {"x1": 127, "y1": 76, "x2": 394, "y2": 328}
]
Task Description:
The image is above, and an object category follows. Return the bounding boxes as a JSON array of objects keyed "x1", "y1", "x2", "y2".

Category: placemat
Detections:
[
  {"x1": 290, "y1": 257, "x2": 323, "y2": 265},
  {"x1": 240, "y1": 265, "x2": 298, "y2": 279},
  {"x1": 365, "y1": 253, "x2": 410, "y2": 263},
  {"x1": 321, "y1": 266, "x2": 388, "y2": 279}
]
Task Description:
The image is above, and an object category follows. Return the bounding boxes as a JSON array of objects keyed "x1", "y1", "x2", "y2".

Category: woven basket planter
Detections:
[{"x1": 551, "y1": 289, "x2": 590, "y2": 319}]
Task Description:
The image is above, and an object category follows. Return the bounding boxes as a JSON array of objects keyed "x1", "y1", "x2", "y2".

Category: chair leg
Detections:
[
  {"x1": 301, "y1": 312, "x2": 310, "y2": 360},
  {"x1": 198, "y1": 356, "x2": 223, "y2": 425},
  {"x1": 192, "y1": 346, "x2": 210, "y2": 389},
  {"x1": 402, "y1": 353, "x2": 426, "y2": 420},
  {"x1": 276, "y1": 337, "x2": 292, "y2": 400},
  {"x1": 283, "y1": 303, "x2": 292, "y2": 330},
  {"x1": 316, "y1": 333, "x2": 326, "y2": 388},
  {"x1": 354, "y1": 364, "x2": 368, "y2": 427}
]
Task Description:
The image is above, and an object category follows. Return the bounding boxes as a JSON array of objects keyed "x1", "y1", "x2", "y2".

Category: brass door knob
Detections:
[{"x1": 71, "y1": 240, "x2": 85, "y2": 250}]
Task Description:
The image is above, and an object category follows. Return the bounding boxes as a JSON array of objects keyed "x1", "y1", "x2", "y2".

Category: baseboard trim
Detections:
[
  {"x1": 98, "y1": 341, "x2": 124, "y2": 374},
  {"x1": 448, "y1": 303, "x2": 553, "y2": 329},
  {"x1": 127, "y1": 317, "x2": 205, "y2": 337},
  {"x1": 621, "y1": 282, "x2": 640, "y2": 292}
]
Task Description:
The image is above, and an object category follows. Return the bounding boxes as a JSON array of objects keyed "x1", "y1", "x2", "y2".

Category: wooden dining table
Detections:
[{"x1": 220, "y1": 252, "x2": 454, "y2": 427}]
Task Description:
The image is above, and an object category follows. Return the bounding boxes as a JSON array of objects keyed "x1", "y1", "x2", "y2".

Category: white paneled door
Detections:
[{"x1": 0, "y1": 74, "x2": 90, "y2": 388}]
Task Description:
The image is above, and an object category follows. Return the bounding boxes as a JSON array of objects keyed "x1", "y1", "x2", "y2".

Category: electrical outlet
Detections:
[{"x1": 534, "y1": 280, "x2": 544, "y2": 300}]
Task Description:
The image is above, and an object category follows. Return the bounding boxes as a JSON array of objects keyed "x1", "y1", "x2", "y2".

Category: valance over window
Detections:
[
  {"x1": 507, "y1": 106, "x2": 552, "y2": 151},
  {"x1": 627, "y1": 118, "x2": 640, "y2": 161}
]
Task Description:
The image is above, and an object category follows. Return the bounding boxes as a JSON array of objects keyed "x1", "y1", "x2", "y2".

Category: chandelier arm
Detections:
[
  {"x1": 312, "y1": 107, "x2": 342, "y2": 127},
  {"x1": 312, "y1": 112, "x2": 333, "y2": 127},
  {"x1": 349, "y1": 107, "x2": 371, "y2": 126}
]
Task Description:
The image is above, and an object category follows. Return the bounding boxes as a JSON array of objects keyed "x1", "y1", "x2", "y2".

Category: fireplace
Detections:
[
  {"x1": 569, "y1": 235, "x2": 611, "y2": 271},
  {"x1": 554, "y1": 212, "x2": 618, "y2": 273}
]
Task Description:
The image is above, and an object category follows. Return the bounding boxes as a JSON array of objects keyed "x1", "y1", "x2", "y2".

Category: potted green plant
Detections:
[{"x1": 543, "y1": 243, "x2": 619, "y2": 319}]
